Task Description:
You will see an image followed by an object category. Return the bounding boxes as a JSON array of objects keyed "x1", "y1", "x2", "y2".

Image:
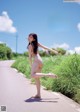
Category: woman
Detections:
[{"x1": 27, "y1": 33, "x2": 58, "y2": 98}]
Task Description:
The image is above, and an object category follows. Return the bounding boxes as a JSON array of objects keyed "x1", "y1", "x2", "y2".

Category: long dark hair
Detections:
[{"x1": 27, "y1": 33, "x2": 38, "y2": 54}]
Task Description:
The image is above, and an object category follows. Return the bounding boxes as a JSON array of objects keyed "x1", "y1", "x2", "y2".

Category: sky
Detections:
[{"x1": 0, "y1": 0, "x2": 80, "y2": 54}]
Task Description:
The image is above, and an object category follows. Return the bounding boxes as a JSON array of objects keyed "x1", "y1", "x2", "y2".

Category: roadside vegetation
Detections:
[{"x1": 12, "y1": 54, "x2": 80, "y2": 104}]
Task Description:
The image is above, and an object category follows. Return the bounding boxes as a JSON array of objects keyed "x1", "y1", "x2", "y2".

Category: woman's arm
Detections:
[
  {"x1": 28, "y1": 45, "x2": 32, "y2": 67},
  {"x1": 38, "y1": 43, "x2": 58, "y2": 54}
]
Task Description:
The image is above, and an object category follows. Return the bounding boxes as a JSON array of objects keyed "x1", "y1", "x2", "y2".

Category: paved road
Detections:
[{"x1": 0, "y1": 60, "x2": 80, "y2": 112}]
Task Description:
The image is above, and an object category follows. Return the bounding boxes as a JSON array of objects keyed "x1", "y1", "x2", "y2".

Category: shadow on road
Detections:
[{"x1": 24, "y1": 97, "x2": 59, "y2": 103}]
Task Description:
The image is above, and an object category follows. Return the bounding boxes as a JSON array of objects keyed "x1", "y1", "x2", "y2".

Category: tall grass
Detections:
[
  {"x1": 12, "y1": 57, "x2": 30, "y2": 78},
  {"x1": 12, "y1": 54, "x2": 80, "y2": 104}
]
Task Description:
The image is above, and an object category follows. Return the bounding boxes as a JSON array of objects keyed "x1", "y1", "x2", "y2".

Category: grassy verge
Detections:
[{"x1": 12, "y1": 54, "x2": 80, "y2": 104}]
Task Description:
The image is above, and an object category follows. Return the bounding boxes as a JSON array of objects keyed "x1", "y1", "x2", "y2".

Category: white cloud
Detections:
[
  {"x1": 0, "y1": 41, "x2": 4, "y2": 43},
  {"x1": 0, "y1": 11, "x2": 17, "y2": 33},
  {"x1": 67, "y1": 50, "x2": 75, "y2": 54},
  {"x1": 51, "y1": 43, "x2": 80, "y2": 54},
  {"x1": 74, "y1": 47, "x2": 80, "y2": 54},
  {"x1": 0, "y1": 41, "x2": 6, "y2": 45},
  {"x1": 52, "y1": 43, "x2": 70, "y2": 50},
  {"x1": 67, "y1": 46, "x2": 80, "y2": 54},
  {"x1": 77, "y1": 23, "x2": 80, "y2": 32}
]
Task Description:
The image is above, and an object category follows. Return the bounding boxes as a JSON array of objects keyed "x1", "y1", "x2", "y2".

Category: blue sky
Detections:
[{"x1": 0, "y1": 0, "x2": 80, "y2": 53}]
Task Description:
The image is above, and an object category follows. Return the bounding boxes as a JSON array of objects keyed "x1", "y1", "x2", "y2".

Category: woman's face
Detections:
[{"x1": 28, "y1": 35, "x2": 34, "y2": 43}]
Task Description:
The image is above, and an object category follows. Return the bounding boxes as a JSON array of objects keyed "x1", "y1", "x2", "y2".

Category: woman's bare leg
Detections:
[
  {"x1": 35, "y1": 78, "x2": 41, "y2": 97},
  {"x1": 31, "y1": 63, "x2": 42, "y2": 98},
  {"x1": 31, "y1": 61, "x2": 57, "y2": 98},
  {"x1": 32, "y1": 72, "x2": 57, "y2": 78}
]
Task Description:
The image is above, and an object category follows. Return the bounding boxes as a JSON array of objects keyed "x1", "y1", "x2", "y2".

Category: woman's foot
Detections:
[{"x1": 48, "y1": 73, "x2": 58, "y2": 78}]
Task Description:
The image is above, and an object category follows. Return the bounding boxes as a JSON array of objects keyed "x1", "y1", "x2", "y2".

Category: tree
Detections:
[
  {"x1": 6, "y1": 46, "x2": 12, "y2": 59},
  {"x1": 0, "y1": 43, "x2": 12, "y2": 60},
  {"x1": 57, "y1": 48, "x2": 66, "y2": 55}
]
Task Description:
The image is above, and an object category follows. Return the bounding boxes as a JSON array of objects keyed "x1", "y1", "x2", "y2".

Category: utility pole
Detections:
[{"x1": 16, "y1": 33, "x2": 18, "y2": 54}]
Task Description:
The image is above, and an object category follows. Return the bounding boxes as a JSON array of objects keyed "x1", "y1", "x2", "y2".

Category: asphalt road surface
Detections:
[{"x1": 0, "y1": 60, "x2": 80, "y2": 112}]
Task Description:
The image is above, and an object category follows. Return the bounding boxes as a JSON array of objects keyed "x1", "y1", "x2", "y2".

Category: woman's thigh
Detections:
[{"x1": 31, "y1": 61, "x2": 43, "y2": 76}]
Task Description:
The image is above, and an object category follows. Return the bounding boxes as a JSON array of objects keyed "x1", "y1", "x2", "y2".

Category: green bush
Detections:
[
  {"x1": 24, "y1": 51, "x2": 29, "y2": 57},
  {"x1": 12, "y1": 52, "x2": 24, "y2": 59},
  {"x1": 0, "y1": 44, "x2": 7, "y2": 59},
  {"x1": 39, "y1": 50, "x2": 49, "y2": 57},
  {"x1": 41, "y1": 54, "x2": 80, "y2": 103},
  {"x1": 0, "y1": 43, "x2": 12, "y2": 60},
  {"x1": 12, "y1": 57, "x2": 30, "y2": 78},
  {"x1": 51, "y1": 54, "x2": 80, "y2": 99},
  {"x1": 6, "y1": 47, "x2": 13, "y2": 59},
  {"x1": 57, "y1": 48, "x2": 66, "y2": 55},
  {"x1": 74, "y1": 89, "x2": 80, "y2": 104}
]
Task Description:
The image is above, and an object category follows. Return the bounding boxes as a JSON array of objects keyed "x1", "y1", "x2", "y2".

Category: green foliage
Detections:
[
  {"x1": 6, "y1": 46, "x2": 12, "y2": 59},
  {"x1": 51, "y1": 54, "x2": 80, "y2": 102},
  {"x1": 12, "y1": 57, "x2": 30, "y2": 78},
  {"x1": 57, "y1": 48, "x2": 66, "y2": 55},
  {"x1": 0, "y1": 44, "x2": 7, "y2": 59},
  {"x1": 12, "y1": 52, "x2": 18, "y2": 58},
  {"x1": 39, "y1": 50, "x2": 49, "y2": 57},
  {"x1": 74, "y1": 89, "x2": 80, "y2": 103},
  {"x1": 12, "y1": 52, "x2": 24, "y2": 58},
  {"x1": 24, "y1": 51, "x2": 29, "y2": 57},
  {"x1": 42, "y1": 55, "x2": 63, "y2": 73},
  {"x1": 41, "y1": 55, "x2": 80, "y2": 103},
  {"x1": 0, "y1": 43, "x2": 12, "y2": 60}
]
